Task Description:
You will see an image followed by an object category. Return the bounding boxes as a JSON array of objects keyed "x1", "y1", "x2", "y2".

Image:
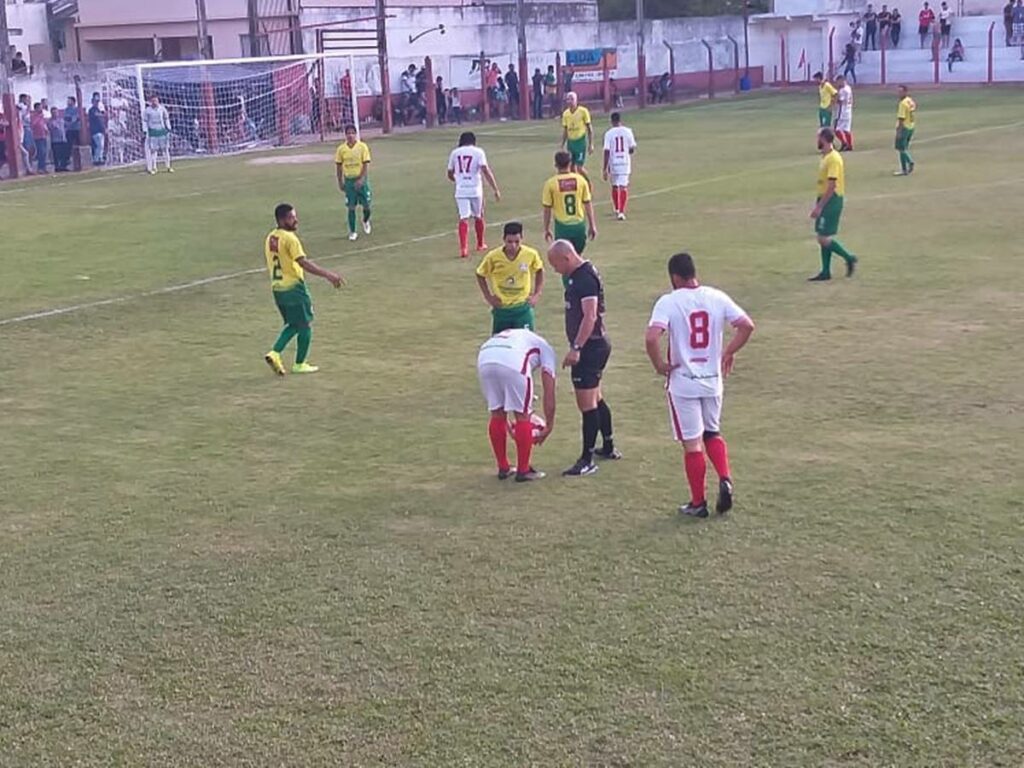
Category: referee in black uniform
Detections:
[{"x1": 546, "y1": 239, "x2": 621, "y2": 476}]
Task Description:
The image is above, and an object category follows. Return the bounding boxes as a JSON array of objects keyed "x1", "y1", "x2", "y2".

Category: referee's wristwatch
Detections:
[{"x1": 570, "y1": 343, "x2": 583, "y2": 352}]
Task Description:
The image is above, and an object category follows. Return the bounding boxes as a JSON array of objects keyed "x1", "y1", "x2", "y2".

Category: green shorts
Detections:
[
  {"x1": 814, "y1": 195, "x2": 844, "y2": 237},
  {"x1": 344, "y1": 177, "x2": 372, "y2": 208},
  {"x1": 895, "y1": 127, "x2": 915, "y2": 150},
  {"x1": 554, "y1": 220, "x2": 588, "y2": 256},
  {"x1": 818, "y1": 108, "x2": 833, "y2": 128},
  {"x1": 273, "y1": 283, "x2": 314, "y2": 329},
  {"x1": 491, "y1": 303, "x2": 536, "y2": 334},
  {"x1": 567, "y1": 137, "x2": 587, "y2": 166}
]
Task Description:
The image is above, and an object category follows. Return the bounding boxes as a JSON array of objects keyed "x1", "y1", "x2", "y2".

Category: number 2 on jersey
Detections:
[
  {"x1": 688, "y1": 311, "x2": 710, "y2": 349},
  {"x1": 272, "y1": 255, "x2": 283, "y2": 282}
]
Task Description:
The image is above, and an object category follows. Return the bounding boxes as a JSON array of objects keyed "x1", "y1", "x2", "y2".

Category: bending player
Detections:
[
  {"x1": 644, "y1": 252, "x2": 755, "y2": 517},
  {"x1": 477, "y1": 328, "x2": 557, "y2": 482},
  {"x1": 447, "y1": 131, "x2": 501, "y2": 258},
  {"x1": 602, "y1": 112, "x2": 637, "y2": 220}
]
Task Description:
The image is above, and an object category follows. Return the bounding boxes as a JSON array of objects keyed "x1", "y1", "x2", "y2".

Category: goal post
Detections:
[{"x1": 99, "y1": 51, "x2": 362, "y2": 169}]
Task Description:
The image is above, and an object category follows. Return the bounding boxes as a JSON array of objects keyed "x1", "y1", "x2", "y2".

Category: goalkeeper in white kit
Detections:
[{"x1": 144, "y1": 95, "x2": 173, "y2": 175}]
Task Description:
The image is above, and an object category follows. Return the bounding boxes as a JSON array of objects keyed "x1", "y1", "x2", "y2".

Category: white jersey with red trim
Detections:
[
  {"x1": 603, "y1": 126, "x2": 637, "y2": 175},
  {"x1": 448, "y1": 145, "x2": 489, "y2": 199},
  {"x1": 477, "y1": 328, "x2": 557, "y2": 376},
  {"x1": 648, "y1": 285, "x2": 748, "y2": 398}
]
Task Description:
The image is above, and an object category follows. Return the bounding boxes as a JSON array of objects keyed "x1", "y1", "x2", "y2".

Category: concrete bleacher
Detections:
[{"x1": 854, "y1": 15, "x2": 1024, "y2": 83}]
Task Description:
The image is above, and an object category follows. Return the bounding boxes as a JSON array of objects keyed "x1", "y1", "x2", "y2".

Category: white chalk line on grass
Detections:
[{"x1": 2, "y1": 118, "x2": 1021, "y2": 327}]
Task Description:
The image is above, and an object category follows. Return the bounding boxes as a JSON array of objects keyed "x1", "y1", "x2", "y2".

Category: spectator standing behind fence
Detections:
[
  {"x1": 545, "y1": 65, "x2": 558, "y2": 118},
  {"x1": 1005, "y1": 1, "x2": 1015, "y2": 45},
  {"x1": 891, "y1": 7, "x2": 903, "y2": 46},
  {"x1": 88, "y1": 93, "x2": 106, "y2": 165},
  {"x1": 64, "y1": 97, "x2": 81, "y2": 160},
  {"x1": 435, "y1": 76, "x2": 447, "y2": 124},
  {"x1": 11, "y1": 51, "x2": 28, "y2": 75},
  {"x1": 938, "y1": 2, "x2": 953, "y2": 47},
  {"x1": 1013, "y1": 0, "x2": 1024, "y2": 46},
  {"x1": 30, "y1": 103, "x2": 48, "y2": 174},
  {"x1": 486, "y1": 63, "x2": 500, "y2": 118},
  {"x1": 879, "y1": 5, "x2": 891, "y2": 43},
  {"x1": 841, "y1": 41, "x2": 858, "y2": 83},
  {"x1": 17, "y1": 94, "x2": 34, "y2": 175},
  {"x1": 506, "y1": 64, "x2": 520, "y2": 118},
  {"x1": 532, "y1": 68, "x2": 544, "y2": 119},
  {"x1": 918, "y1": 2, "x2": 935, "y2": 48},
  {"x1": 0, "y1": 114, "x2": 8, "y2": 179},
  {"x1": 449, "y1": 88, "x2": 463, "y2": 125},
  {"x1": 49, "y1": 107, "x2": 70, "y2": 172},
  {"x1": 864, "y1": 4, "x2": 878, "y2": 50}
]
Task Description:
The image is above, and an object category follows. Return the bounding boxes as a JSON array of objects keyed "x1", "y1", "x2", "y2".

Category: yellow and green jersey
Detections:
[
  {"x1": 561, "y1": 106, "x2": 591, "y2": 141},
  {"x1": 542, "y1": 172, "x2": 592, "y2": 225},
  {"x1": 817, "y1": 148, "x2": 845, "y2": 198},
  {"x1": 897, "y1": 96, "x2": 916, "y2": 129},
  {"x1": 819, "y1": 82, "x2": 837, "y2": 109},
  {"x1": 265, "y1": 228, "x2": 306, "y2": 291},
  {"x1": 335, "y1": 140, "x2": 371, "y2": 179},
  {"x1": 476, "y1": 245, "x2": 543, "y2": 308}
]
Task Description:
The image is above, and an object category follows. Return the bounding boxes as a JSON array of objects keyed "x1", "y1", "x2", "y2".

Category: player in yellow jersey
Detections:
[
  {"x1": 812, "y1": 72, "x2": 837, "y2": 127},
  {"x1": 334, "y1": 124, "x2": 372, "y2": 241},
  {"x1": 808, "y1": 128, "x2": 858, "y2": 282},
  {"x1": 894, "y1": 84, "x2": 917, "y2": 176},
  {"x1": 542, "y1": 150, "x2": 598, "y2": 259},
  {"x1": 264, "y1": 203, "x2": 345, "y2": 375},
  {"x1": 560, "y1": 92, "x2": 594, "y2": 180},
  {"x1": 476, "y1": 221, "x2": 546, "y2": 335}
]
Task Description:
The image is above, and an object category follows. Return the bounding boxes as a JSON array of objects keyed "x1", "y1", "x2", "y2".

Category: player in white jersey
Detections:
[
  {"x1": 447, "y1": 131, "x2": 501, "y2": 258},
  {"x1": 833, "y1": 75, "x2": 854, "y2": 151},
  {"x1": 477, "y1": 327, "x2": 557, "y2": 482},
  {"x1": 143, "y1": 95, "x2": 173, "y2": 175},
  {"x1": 644, "y1": 252, "x2": 755, "y2": 518},
  {"x1": 602, "y1": 112, "x2": 637, "y2": 221}
]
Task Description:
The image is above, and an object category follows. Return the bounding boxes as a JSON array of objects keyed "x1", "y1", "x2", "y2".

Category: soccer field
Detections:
[{"x1": 2, "y1": 88, "x2": 1022, "y2": 766}]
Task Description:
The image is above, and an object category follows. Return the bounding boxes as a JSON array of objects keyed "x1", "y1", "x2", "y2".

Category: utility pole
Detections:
[
  {"x1": 515, "y1": 0, "x2": 528, "y2": 120},
  {"x1": 636, "y1": 0, "x2": 646, "y2": 108},
  {"x1": 375, "y1": 0, "x2": 393, "y2": 133},
  {"x1": 247, "y1": 0, "x2": 261, "y2": 57},
  {"x1": 1, "y1": 0, "x2": 18, "y2": 178},
  {"x1": 195, "y1": 0, "x2": 211, "y2": 59},
  {"x1": 0, "y1": 0, "x2": 12, "y2": 94}
]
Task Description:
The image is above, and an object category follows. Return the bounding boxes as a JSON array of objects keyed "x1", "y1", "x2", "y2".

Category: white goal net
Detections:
[{"x1": 98, "y1": 53, "x2": 362, "y2": 168}]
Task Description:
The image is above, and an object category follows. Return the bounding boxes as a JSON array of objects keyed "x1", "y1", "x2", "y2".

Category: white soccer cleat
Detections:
[
  {"x1": 616, "y1": 211, "x2": 626, "y2": 221},
  {"x1": 147, "y1": 169, "x2": 157, "y2": 175},
  {"x1": 348, "y1": 231, "x2": 358, "y2": 241},
  {"x1": 362, "y1": 220, "x2": 372, "y2": 235}
]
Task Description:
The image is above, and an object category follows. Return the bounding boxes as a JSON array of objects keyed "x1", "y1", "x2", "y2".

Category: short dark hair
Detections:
[
  {"x1": 813, "y1": 71, "x2": 824, "y2": 80},
  {"x1": 819, "y1": 126, "x2": 835, "y2": 143},
  {"x1": 668, "y1": 252, "x2": 697, "y2": 281},
  {"x1": 554, "y1": 150, "x2": 572, "y2": 169},
  {"x1": 610, "y1": 111, "x2": 621, "y2": 123},
  {"x1": 458, "y1": 131, "x2": 476, "y2": 147},
  {"x1": 344, "y1": 123, "x2": 357, "y2": 133},
  {"x1": 503, "y1": 221, "x2": 523, "y2": 237},
  {"x1": 274, "y1": 203, "x2": 294, "y2": 223}
]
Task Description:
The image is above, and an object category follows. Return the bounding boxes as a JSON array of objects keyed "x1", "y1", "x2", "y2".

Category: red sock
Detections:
[
  {"x1": 611, "y1": 187, "x2": 621, "y2": 212},
  {"x1": 620, "y1": 188, "x2": 629, "y2": 213},
  {"x1": 488, "y1": 415, "x2": 509, "y2": 471},
  {"x1": 514, "y1": 419, "x2": 534, "y2": 474},
  {"x1": 704, "y1": 435, "x2": 731, "y2": 480},
  {"x1": 846, "y1": 132, "x2": 854, "y2": 150},
  {"x1": 458, "y1": 220, "x2": 469, "y2": 255},
  {"x1": 474, "y1": 217, "x2": 486, "y2": 248},
  {"x1": 684, "y1": 451, "x2": 707, "y2": 504}
]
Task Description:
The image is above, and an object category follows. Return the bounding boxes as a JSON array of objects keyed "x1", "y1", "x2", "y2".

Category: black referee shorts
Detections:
[{"x1": 571, "y1": 337, "x2": 611, "y2": 390}]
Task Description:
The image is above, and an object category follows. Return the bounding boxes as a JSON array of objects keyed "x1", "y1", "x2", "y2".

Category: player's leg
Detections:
[
  {"x1": 162, "y1": 138, "x2": 172, "y2": 172},
  {"x1": 511, "y1": 372, "x2": 543, "y2": 481},
  {"x1": 902, "y1": 129, "x2": 915, "y2": 173},
  {"x1": 480, "y1": 364, "x2": 513, "y2": 478},
  {"x1": 472, "y1": 197, "x2": 487, "y2": 251},
  {"x1": 563, "y1": 340, "x2": 610, "y2": 476},
  {"x1": 594, "y1": 388, "x2": 621, "y2": 459},
  {"x1": 700, "y1": 396, "x2": 734, "y2": 513},
  {"x1": 456, "y1": 198, "x2": 471, "y2": 257},
  {"x1": 345, "y1": 179, "x2": 359, "y2": 239},
  {"x1": 668, "y1": 393, "x2": 709, "y2": 517},
  {"x1": 822, "y1": 197, "x2": 855, "y2": 274},
  {"x1": 145, "y1": 137, "x2": 155, "y2": 174},
  {"x1": 617, "y1": 174, "x2": 630, "y2": 216},
  {"x1": 360, "y1": 182, "x2": 373, "y2": 234}
]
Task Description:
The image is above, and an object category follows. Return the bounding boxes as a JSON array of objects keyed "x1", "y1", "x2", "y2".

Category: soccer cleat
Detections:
[
  {"x1": 264, "y1": 350, "x2": 286, "y2": 376},
  {"x1": 363, "y1": 220, "x2": 372, "y2": 234},
  {"x1": 459, "y1": 249, "x2": 469, "y2": 259},
  {"x1": 515, "y1": 467, "x2": 546, "y2": 482},
  {"x1": 907, "y1": 162, "x2": 915, "y2": 175},
  {"x1": 562, "y1": 458, "x2": 599, "y2": 477},
  {"x1": 616, "y1": 211, "x2": 626, "y2": 221},
  {"x1": 476, "y1": 243, "x2": 489, "y2": 252},
  {"x1": 845, "y1": 255, "x2": 858, "y2": 278},
  {"x1": 147, "y1": 169, "x2": 157, "y2": 176},
  {"x1": 893, "y1": 170, "x2": 907, "y2": 176},
  {"x1": 715, "y1": 479, "x2": 734, "y2": 514},
  {"x1": 291, "y1": 362, "x2": 319, "y2": 374},
  {"x1": 807, "y1": 273, "x2": 831, "y2": 282},
  {"x1": 166, "y1": 167, "x2": 175, "y2": 173},
  {"x1": 679, "y1": 500, "x2": 709, "y2": 518},
  {"x1": 348, "y1": 231, "x2": 358, "y2": 241},
  {"x1": 595, "y1": 445, "x2": 623, "y2": 460},
  {"x1": 497, "y1": 467, "x2": 513, "y2": 480}
]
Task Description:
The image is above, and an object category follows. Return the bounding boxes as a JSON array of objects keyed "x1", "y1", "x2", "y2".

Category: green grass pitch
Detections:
[{"x1": 1, "y1": 88, "x2": 1022, "y2": 766}]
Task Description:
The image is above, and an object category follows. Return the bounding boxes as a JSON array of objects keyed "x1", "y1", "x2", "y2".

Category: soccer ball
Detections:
[{"x1": 508, "y1": 411, "x2": 546, "y2": 437}]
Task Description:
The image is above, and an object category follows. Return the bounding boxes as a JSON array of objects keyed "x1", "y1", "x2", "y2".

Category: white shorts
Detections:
[
  {"x1": 835, "y1": 117, "x2": 852, "y2": 132},
  {"x1": 456, "y1": 196, "x2": 484, "y2": 219},
  {"x1": 667, "y1": 393, "x2": 722, "y2": 441},
  {"x1": 609, "y1": 173, "x2": 630, "y2": 187},
  {"x1": 478, "y1": 363, "x2": 532, "y2": 414}
]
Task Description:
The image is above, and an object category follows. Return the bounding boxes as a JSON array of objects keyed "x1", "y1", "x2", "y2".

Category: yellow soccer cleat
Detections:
[
  {"x1": 265, "y1": 350, "x2": 286, "y2": 376},
  {"x1": 291, "y1": 362, "x2": 320, "y2": 374}
]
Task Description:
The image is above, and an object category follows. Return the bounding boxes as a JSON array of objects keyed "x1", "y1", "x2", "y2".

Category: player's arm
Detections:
[
  {"x1": 296, "y1": 256, "x2": 345, "y2": 288},
  {"x1": 563, "y1": 296, "x2": 599, "y2": 368},
  {"x1": 475, "y1": 273, "x2": 501, "y2": 308},
  {"x1": 722, "y1": 315, "x2": 755, "y2": 377},
  {"x1": 481, "y1": 163, "x2": 501, "y2": 201},
  {"x1": 586, "y1": 119, "x2": 594, "y2": 152},
  {"x1": 644, "y1": 324, "x2": 677, "y2": 376},
  {"x1": 584, "y1": 197, "x2": 598, "y2": 241},
  {"x1": 542, "y1": 205, "x2": 553, "y2": 242},
  {"x1": 560, "y1": 123, "x2": 568, "y2": 148},
  {"x1": 355, "y1": 158, "x2": 369, "y2": 188},
  {"x1": 602, "y1": 147, "x2": 611, "y2": 180},
  {"x1": 335, "y1": 163, "x2": 346, "y2": 192},
  {"x1": 529, "y1": 267, "x2": 545, "y2": 306},
  {"x1": 534, "y1": 369, "x2": 557, "y2": 445}
]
